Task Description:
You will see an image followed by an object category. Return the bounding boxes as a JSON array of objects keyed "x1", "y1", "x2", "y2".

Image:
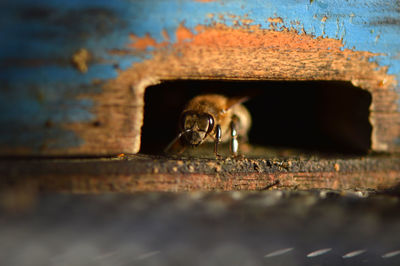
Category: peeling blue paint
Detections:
[
  {"x1": 0, "y1": 126, "x2": 84, "y2": 150},
  {"x1": 2, "y1": 0, "x2": 400, "y2": 86},
  {"x1": 1, "y1": 0, "x2": 400, "y2": 151},
  {"x1": 116, "y1": 0, "x2": 400, "y2": 94}
]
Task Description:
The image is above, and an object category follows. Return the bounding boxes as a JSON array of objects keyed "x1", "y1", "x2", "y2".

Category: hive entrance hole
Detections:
[{"x1": 141, "y1": 80, "x2": 372, "y2": 156}]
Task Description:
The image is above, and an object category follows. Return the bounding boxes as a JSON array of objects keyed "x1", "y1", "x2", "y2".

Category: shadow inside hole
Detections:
[{"x1": 140, "y1": 80, "x2": 372, "y2": 156}]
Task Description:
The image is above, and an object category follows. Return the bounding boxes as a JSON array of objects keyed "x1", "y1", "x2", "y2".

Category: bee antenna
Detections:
[{"x1": 164, "y1": 129, "x2": 191, "y2": 154}]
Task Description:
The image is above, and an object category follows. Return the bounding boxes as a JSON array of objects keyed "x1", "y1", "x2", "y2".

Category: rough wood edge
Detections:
[
  {"x1": 1, "y1": 155, "x2": 399, "y2": 193},
  {"x1": 92, "y1": 23, "x2": 399, "y2": 155}
]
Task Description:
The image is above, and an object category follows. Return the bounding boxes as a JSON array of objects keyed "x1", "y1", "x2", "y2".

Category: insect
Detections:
[{"x1": 165, "y1": 94, "x2": 251, "y2": 156}]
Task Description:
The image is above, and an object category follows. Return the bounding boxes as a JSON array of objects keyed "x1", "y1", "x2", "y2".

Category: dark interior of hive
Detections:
[{"x1": 141, "y1": 80, "x2": 372, "y2": 156}]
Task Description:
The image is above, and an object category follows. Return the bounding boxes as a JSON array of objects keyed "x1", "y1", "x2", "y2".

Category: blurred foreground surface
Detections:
[{"x1": 1, "y1": 191, "x2": 400, "y2": 266}]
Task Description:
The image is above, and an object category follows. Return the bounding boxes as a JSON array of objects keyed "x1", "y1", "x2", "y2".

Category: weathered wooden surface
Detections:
[
  {"x1": 1, "y1": 192, "x2": 400, "y2": 266},
  {"x1": 1, "y1": 0, "x2": 400, "y2": 155},
  {"x1": 1, "y1": 154, "x2": 399, "y2": 192}
]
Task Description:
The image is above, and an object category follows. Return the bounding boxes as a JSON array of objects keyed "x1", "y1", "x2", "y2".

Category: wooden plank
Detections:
[
  {"x1": 1, "y1": 154, "x2": 399, "y2": 192},
  {"x1": 1, "y1": 0, "x2": 400, "y2": 155}
]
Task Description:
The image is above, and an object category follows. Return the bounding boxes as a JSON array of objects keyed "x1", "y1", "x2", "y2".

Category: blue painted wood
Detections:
[{"x1": 0, "y1": 0, "x2": 399, "y2": 154}]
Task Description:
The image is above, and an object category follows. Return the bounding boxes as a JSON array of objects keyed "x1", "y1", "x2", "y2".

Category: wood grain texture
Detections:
[{"x1": 1, "y1": 155, "x2": 399, "y2": 192}]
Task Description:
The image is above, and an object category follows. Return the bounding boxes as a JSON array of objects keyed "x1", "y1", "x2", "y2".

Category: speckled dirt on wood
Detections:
[{"x1": 1, "y1": 154, "x2": 400, "y2": 193}]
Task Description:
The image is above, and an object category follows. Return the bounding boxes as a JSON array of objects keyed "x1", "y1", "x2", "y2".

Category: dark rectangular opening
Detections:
[{"x1": 141, "y1": 80, "x2": 372, "y2": 157}]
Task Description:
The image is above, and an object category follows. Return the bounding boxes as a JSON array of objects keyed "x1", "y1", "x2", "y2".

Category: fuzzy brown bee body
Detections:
[{"x1": 166, "y1": 94, "x2": 251, "y2": 156}]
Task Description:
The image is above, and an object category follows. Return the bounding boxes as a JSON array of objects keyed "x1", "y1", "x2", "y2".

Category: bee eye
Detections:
[
  {"x1": 179, "y1": 111, "x2": 214, "y2": 134},
  {"x1": 196, "y1": 113, "x2": 214, "y2": 134},
  {"x1": 179, "y1": 111, "x2": 195, "y2": 130}
]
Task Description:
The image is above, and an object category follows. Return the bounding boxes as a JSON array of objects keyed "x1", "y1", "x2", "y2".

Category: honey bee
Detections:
[{"x1": 165, "y1": 94, "x2": 251, "y2": 156}]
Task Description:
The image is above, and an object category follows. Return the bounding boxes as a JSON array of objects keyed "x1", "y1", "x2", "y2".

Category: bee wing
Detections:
[{"x1": 226, "y1": 96, "x2": 250, "y2": 110}]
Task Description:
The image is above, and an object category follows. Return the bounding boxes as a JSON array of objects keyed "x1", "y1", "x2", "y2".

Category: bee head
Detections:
[{"x1": 179, "y1": 111, "x2": 214, "y2": 146}]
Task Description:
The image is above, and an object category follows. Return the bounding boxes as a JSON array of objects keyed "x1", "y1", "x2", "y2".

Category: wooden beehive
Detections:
[{"x1": 1, "y1": 0, "x2": 400, "y2": 156}]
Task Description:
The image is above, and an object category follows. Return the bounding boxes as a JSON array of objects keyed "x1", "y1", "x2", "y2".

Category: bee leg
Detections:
[
  {"x1": 230, "y1": 115, "x2": 240, "y2": 156},
  {"x1": 214, "y1": 124, "x2": 222, "y2": 157}
]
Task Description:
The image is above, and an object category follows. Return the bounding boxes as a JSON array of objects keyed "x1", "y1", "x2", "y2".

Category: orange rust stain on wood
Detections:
[
  {"x1": 176, "y1": 23, "x2": 195, "y2": 42},
  {"x1": 68, "y1": 22, "x2": 398, "y2": 155},
  {"x1": 129, "y1": 33, "x2": 168, "y2": 50},
  {"x1": 207, "y1": 13, "x2": 215, "y2": 19},
  {"x1": 161, "y1": 29, "x2": 170, "y2": 42},
  {"x1": 129, "y1": 33, "x2": 157, "y2": 50},
  {"x1": 268, "y1": 17, "x2": 283, "y2": 24},
  {"x1": 188, "y1": 24, "x2": 346, "y2": 52},
  {"x1": 241, "y1": 19, "x2": 254, "y2": 25}
]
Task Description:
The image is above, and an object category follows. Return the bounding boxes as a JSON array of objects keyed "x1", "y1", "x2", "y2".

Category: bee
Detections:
[{"x1": 165, "y1": 94, "x2": 251, "y2": 156}]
